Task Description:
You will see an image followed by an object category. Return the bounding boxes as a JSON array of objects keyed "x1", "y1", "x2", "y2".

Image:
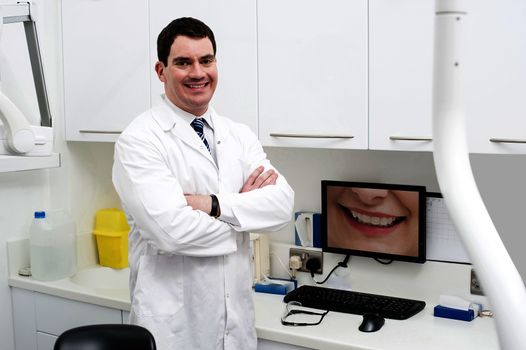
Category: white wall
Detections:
[{"x1": 265, "y1": 147, "x2": 526, "y2": 282}]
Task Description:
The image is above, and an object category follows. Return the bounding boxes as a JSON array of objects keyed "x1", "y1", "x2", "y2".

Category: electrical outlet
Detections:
[
  {"x1": 470, "y1": 269, "x2": 484, "y2": 295},
  {"x1": 289, "y1": 247, "x2": 323, "y2": 274}
]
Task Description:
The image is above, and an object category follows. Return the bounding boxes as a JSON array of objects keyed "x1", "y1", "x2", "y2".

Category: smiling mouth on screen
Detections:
[{"x1": 338, "y1": 205, "x2": 407, "y2": 237}]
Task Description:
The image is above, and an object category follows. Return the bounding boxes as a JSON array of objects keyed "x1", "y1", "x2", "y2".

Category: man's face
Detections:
[{"x1": 155, "y1": 35, "x2": 218, "y2": 116}]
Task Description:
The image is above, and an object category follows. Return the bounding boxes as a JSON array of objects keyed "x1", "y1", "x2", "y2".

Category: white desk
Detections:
[
  {"x1": 8, "y1": 271, "x2": 499, "y2": 350},
  {"x1": 7, "y1": 239, "x2": 499, "y2": 350},
  {"x1": 254, "y1": 292, "x2": 498, "y2": 350}
]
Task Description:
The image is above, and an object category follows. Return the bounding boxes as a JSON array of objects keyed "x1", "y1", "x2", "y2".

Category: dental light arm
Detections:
[
  {"x1": 432, "y1": 1, "x2": 526, "y2": 349},
  {"x1": 0, "y1": 90, "x2": 36, "y2": 154}
]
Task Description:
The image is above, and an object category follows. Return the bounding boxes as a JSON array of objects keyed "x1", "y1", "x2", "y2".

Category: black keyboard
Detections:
[{"x1": 283, "y1": 285, "x2": 426, "y2": 320}]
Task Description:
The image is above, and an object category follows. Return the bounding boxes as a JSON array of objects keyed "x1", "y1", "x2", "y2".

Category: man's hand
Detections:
[
  {"x1": 240, "y1": 166, "x2": 278, "y2": 193},
  {"x1": 185, "y1": 194, "x2": 212, "y2": 213}
]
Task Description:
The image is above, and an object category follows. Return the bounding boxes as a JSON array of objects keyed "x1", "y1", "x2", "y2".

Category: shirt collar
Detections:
[{"x1": 163, "y1": 95, "x2": 214, "y2": 131}]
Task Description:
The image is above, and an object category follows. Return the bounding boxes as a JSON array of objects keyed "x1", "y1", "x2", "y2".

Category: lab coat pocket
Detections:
[{"x1": 133, "y1": 254, "x2": 184, "y2": 317}]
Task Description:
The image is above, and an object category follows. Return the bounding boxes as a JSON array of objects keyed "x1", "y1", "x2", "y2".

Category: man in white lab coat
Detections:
[{"x1": 112, "y1": 17, "x2": 294, "y2": 350}]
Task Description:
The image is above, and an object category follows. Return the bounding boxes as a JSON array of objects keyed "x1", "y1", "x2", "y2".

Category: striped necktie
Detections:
[{"x1": 190, "y1": 118, "x2": 210, "y2": 152}]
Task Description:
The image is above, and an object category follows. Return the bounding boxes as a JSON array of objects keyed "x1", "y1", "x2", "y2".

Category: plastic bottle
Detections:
[{"x1": 29, "y1": 210, "x2": 77, "y2": 281}]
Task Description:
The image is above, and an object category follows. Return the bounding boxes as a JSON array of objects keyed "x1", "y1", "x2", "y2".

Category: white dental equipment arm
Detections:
[
  {"x1": 0, "y1": 2, "x2": 53, "y2": 156},
  {"x1": 432, "y1": 1, "x2": 526, "y2": 349},
  {"x1": 0, "y1": 90, "x2": 36, "y2": 154},
  {"x1": 0, "y1": 3, "x2": 35, "y2": 154}
]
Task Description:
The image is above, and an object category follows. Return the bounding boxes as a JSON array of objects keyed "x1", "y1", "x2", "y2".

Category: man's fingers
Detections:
[
  {"x1": 240, "y1": 166, "x2": 264, "y2": 193},
  {"x1": 261, "y1": 172, "x2": 278, "y2": 187},
  {"x1": 261, "y1": 170, "x2": 277, "y2": 186},
  {"x1": 253, "y1": 169, "x2": 275, "y2": 188},
  {"x1": 240, "y1": 167, "x2": 278, "y2": 192}
]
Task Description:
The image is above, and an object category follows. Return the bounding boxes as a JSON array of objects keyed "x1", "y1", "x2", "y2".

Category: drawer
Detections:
[{"x1": 35, "y1": 292, "x2": 122, "y2": 336}]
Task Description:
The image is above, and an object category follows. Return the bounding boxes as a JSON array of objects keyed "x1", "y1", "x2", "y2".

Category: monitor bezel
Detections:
[{"x1": 321, "y1": 180, "x2": 427, "y2": 263}]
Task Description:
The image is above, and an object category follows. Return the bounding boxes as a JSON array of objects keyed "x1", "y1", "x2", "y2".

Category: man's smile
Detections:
[{"x1": 185, "y1": 82, "x2": 209, "y2": 89}]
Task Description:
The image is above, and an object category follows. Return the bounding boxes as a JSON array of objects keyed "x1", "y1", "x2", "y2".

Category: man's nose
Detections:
[{"x1": 189, "y1": 62, "x2": 205, "y2": 77}]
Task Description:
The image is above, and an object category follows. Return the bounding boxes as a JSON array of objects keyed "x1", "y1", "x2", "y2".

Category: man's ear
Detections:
[{"x1": 154, "y1": 61, "x2": 166, "y2": 82}]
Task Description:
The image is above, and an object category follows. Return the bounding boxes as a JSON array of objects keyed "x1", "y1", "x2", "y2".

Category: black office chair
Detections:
[{"x1": 54, "y1": 324, "x2": 156, "y2": 350}]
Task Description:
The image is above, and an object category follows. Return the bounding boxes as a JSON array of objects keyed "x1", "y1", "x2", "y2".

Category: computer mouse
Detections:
[{"x1": 358, "y1": 313, "x2": 385, "y2": 332}]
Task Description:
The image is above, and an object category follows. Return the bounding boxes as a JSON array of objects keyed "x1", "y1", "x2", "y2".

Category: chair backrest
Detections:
[{"x1": 54, "y1": 324, "x2": 156, "y2": 350}]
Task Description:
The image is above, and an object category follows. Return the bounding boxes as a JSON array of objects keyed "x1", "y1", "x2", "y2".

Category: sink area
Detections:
[{"x1": 70, "y1": 265, "x2": 129, "y2": 290}]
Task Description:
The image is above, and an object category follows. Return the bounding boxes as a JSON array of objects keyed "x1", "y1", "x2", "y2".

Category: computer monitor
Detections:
[{"x1": 321, "y1": 180, "x2": 426, "y2": 263}]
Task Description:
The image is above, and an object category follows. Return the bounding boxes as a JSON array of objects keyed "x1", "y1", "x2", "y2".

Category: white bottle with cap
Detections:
[{"x1": 29, "y1": 210, "x2": 77, "y2": 281}]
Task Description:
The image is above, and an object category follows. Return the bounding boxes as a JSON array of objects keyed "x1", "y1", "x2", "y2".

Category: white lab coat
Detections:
[{"x1": 112, "y1": 97, "x2": 294, "y2": 350}]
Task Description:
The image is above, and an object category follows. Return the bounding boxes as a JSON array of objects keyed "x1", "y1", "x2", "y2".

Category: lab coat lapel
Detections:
[
  {"x1": 151, "y1": 101, "x2": 216, "y2": 166},
  {"x1": 172, "y1": 122, "x2": 215, "y2": 165},
  {"x1": 210, "y1": 110, "x2": 230, "y2": 167}
]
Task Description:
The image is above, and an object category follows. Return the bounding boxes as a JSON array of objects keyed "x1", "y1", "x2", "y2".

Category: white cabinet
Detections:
[
  {"x1": 36, "y1": 333, "x2": 56, "y2": 350},
  {"x1": 11, "y1": 288, "x2": 123, "y2": 350},
  {"x1": 148, "y1": 0, "x2": 258, "y2": 133},
  {"x1": 464, "y1": 0, "x2": 526, "y2": 153},
  {"x1": 62, "y1": 0, "x2": 257, "y2": 140},
  {"x1": 60, "y1": 0, "x2": 526, "y2": 152},
  {"x1": 369, "y1": 0, "x2": 435, "y2": 151},
  {"x1": 62, "y1": 0, "x2": 150, "y2": 142},
  {"x1": 257, "y1": 0, "x2": 368, "y2": 149},
  {"x1": 258, "y1": 339, "x2": 313, "y2": 350},
  {"x1": 369, "y1": 0, "x2": 526, "y2": 154}
]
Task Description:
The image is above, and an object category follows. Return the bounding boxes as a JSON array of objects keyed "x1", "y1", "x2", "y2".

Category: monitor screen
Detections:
[{"x1": 322, "y1": 180, "x2": 426, "y2": 263}]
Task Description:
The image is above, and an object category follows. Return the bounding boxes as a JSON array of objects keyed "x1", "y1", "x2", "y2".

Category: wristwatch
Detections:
[{"x1": 210, "y1": 194, "x2": 220, "y2": 218}]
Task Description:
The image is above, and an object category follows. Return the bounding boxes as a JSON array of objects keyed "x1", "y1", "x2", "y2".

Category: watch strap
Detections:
[{"x1": 210, "y1": 194, "x2": 220, "y2": 218}]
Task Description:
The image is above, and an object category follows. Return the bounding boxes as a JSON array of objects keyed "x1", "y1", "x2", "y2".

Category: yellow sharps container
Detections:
[{"x1": 93, "y1": 208, "x2": 130, "y2": 268}]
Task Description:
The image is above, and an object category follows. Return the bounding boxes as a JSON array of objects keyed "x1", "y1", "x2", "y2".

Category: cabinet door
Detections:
[
  {"x1": 369, "y1": 0, "x2": 434, "y2": 151},
  {"x1": 122, "y1": 310, "x2": 130, "y2": 324},
  {"x1": 11, "y1": 288, "x2": 37, "y2": 350},
  {"x1": 149, "y1": 0, "x2": 258, "y2": 134},
  {"x1": 465, "y1": 0, "x2": 526, "y2": 153},
  {"x1": 62, "y1": 0, "x2": 150, "y2": 141},
  {"x1": 258, "y1": 0, "x2": 368, "y2": 149},
  {"x1": 35, "y1": 292, "x2": 122, "y2": 336},
  {"x1": 258, "y1": 338, "x2": 313, "y2": 350},
  {"x1": 36, "y1": 332, "x2": 56, "y2": 350}
]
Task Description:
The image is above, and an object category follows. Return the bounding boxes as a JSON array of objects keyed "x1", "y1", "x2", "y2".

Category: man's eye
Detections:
[
  {"x1": 201, "y1": 58, "x2": 216, "y2": 66},
  {"x1": 174, "y1": 61, "x2": 191, "y2": 66}
]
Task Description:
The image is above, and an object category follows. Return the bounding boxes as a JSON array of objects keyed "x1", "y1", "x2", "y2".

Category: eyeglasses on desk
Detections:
[{"x1": 281, "y1": 301, "x2": 329, "y2": 327}]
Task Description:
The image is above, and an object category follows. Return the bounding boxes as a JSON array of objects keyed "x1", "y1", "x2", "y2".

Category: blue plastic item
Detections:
[{"x1": 433, "y1": 305, "x2": 475, "y2": 322}]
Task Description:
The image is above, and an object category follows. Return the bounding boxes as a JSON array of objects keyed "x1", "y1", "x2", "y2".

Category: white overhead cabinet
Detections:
[
  {"x1": 62, "y1": 0, "x2": 150, "y2": 142},
  {"x1": 369, "y1": 0, "x2": 526, "y2": 154},
  {"x1": 257, "y1": 0, "x2": 368, "y2": 149},
  {"x1": 368, "y1": 0, "x2": 435, "y2": 152},
  {"x1": 464, "y1": 0, "x2": 526, "y2": 154},
  {"x1": 148, "y1": 0, "x2": 258, "y2": 134},
  {"x1": 60, "y1": 0, "x2": 526, "y2": 154}
]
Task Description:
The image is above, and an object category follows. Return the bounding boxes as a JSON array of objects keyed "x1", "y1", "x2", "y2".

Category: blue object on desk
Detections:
[
  {"x1": 434, "y1": 305, "x2": 475, "y2": 321},
  {"x1": 255, "y1": 278, "x2": 297, "y2": 295}
]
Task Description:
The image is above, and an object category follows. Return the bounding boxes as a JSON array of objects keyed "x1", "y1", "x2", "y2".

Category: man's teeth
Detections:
[
  {"x1": 351, "y1": 211, "x2": 397, "y2": 227},
  {"x1": 188, "y1": 83, "x2": 206, "y2": 88}
]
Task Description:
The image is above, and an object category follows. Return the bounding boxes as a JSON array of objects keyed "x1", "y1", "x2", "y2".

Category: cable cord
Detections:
[
  {"x1": 374, "y1": 258, "x2": 393, "y2": 265},
  {"x1": 269, "y1": 251, "x2": 294, "y2": 279},
  {"x1": 312, "y1": 254, "x2": 350, "y2": 285}
]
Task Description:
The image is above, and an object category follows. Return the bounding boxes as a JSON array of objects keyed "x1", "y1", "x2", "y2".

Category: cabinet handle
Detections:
[
  {"x1": 79, "y1": 130, "x2": 122, "y2": 135},
  {"x1": 489, "y1": 138, "x2": 526, "y2": 144},
  {"x1": 270, "y1": 133, "x2": 354, "y2": 139},
  {"x1": 389, "y1": 136, "x2": 433, "y2": 141}
]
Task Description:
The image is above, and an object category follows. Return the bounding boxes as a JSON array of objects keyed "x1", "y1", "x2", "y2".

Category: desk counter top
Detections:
[
  {"x1": 8, "y1": 269, "x2": 499, "y2": 350},
  {"x1": 254, "y1": 292, "x2": 498, "y2": 350}
]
